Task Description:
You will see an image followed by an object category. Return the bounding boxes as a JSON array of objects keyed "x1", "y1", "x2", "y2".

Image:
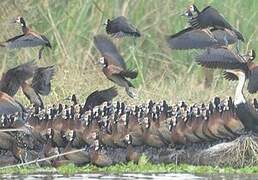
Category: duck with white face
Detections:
[
  {"x1": 182, "y1": 5, "x2": 199, "y2": 18},
  {"x1": 94, "y1": 35, "x2": 138, "y2": 98},
  {"x1": 104, "y1": 16, "x2": 141, "y2": 38},
  {"x1": 181, "y1": 4, "x2": 244, "y2": 42},
  {"x1": 0, "y1": 16, "x2": 52, "y2": 59},
  {"x1": 89, "y1": 138, "x2": 113, "y2": 167}
]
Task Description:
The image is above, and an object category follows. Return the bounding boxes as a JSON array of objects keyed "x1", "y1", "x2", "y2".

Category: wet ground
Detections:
[{"x1": 1, "y1": 173, "x2": 258, "y2": 180}]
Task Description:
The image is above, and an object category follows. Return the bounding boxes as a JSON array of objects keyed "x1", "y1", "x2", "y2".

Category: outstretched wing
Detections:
[
  {"x1": 106, "y1": 16, "x2": 141, "y2": 37},
  {"x1": 198, "y1": 6, "x2": 233, "y2": 30},
  {"x1": 83, "y1": 86, "x2": 118, "y2": 111},
  {"x1": 166, "y1": 27, "x2": 218, "y2": 50},
  {"x1": 0, "y1": 60, "x2": 36, "y2": 97},
  {"x1": 94, "y1": 35, "x2": 126, "y2": 69},
  {"x1": 195, "y1": 47, "x2": 248, "y2": 70},
  {"x1": 5, "y1": 33, "x2": 49, "y2": 49},
  {"x1": 32, "y1": 65, "x2": 55, "y2": 96}
]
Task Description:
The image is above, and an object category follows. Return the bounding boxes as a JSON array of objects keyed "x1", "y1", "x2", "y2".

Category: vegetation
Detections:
[
  {"x1": 0, "y1": 0, "x2": 258, "y2": 106},
  {"x1": 2, "y1": 155, "x2": 258, "y2": 175}
]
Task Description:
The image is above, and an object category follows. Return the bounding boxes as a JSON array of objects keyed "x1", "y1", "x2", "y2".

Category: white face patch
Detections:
[
  {"x1": 16, "y1": 16, "x2": 21, "y2": 23},
  {"x1": 47, "y1": 128, "x2": 52, "y2": 135},
  {"x1": 99, "y1": 57, "x2": 105, "y2": 64},
  {"x1": 189, "y1": 5, "x2": 195, "y2": 12},
  {"x1": 125, "y1": 134, "x2": 130, "y2": 141}
]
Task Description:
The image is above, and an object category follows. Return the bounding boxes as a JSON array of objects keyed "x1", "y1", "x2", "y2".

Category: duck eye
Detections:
[{"x1": 190, "y1": 5, "x2": 195, "y2": 12}]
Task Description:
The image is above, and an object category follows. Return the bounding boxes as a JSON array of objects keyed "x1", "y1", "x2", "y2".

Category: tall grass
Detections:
[{"x1": 0, "y1": 0, "x2": 257, "y2": 106}]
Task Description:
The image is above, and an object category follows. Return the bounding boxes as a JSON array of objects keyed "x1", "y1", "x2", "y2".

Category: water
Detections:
[{"x1": 1, "y1": 173, "x2": 258, "y2": 180}]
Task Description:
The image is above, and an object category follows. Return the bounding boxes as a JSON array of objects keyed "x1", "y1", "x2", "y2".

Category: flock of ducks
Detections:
[{"x1": 0, "y1": 4, "x2": 258, "y2": 167}]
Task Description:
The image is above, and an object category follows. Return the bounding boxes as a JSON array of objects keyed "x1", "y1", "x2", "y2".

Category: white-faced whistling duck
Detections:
[
  {"x1": 82, "y1": 86, "x2": 118, "y2": 113},
  {"x1": 226, "y1": 69, "x2": 258, "y2": 133},
  {"x1": 124, "y1": 134, "x2": 141, "y2": 163},
  {"x1": 166, "y1": 27, "x2": 238, "y2": 50},
  {"x1": 90, "y1": 139, "x2": 113, "y2": 167},
  {"x1": 63, "y1": 130, "x2": 90, "y2": 166},
  {"x1": 104, "y1": 16, "x2": 141, "y2": 38},
  {"x1": 22, "y1": 65, "x2": 55, "y2": 108},
  {"x1": 183, "y1": 5, "x2": 244, "y2": 42},
  {"x1": 141, "y1": 117, "x2": 167, "y2": 148},
  {"x1": 94, "y1": 35, "x2": 138, "y2": 98},
  {"x1": 0, "y1": 60, "x2": 36, "y2": 97},
  {"x1": 0, "y1": 16, "x2": 52, "y2": 59},
  {"x1": 196, "y1": 48, "x2": 258, "y2": 93}
]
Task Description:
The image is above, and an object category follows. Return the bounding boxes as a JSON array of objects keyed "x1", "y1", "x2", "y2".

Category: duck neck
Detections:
[
  {"x1": 21, "y1": 21, "x2": 29, "y2": 34},
  {"x1": 235, "y1": 72, "x2": 246, "y2": 105}
]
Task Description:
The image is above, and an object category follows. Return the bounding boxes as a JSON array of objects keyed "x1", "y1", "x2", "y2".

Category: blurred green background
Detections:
[{"x1": 0, "y1": 0, "x2": 257, "y2": 106}]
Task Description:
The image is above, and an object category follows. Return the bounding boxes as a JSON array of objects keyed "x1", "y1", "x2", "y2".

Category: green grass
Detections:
[
  {"x1": 0, "y1": 0, "x2": 258, "y2": 106},
  {"x1": 2, "y1": 157, "x2": 258, "y2": 175}
]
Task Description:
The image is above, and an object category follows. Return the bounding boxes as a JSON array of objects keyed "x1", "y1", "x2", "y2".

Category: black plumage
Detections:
[
  {"x1": 167, "y1": 27, "x2": 238, "y2": 50},
  {"x1": 32, "y1": 65, "x2": 55, "y2": 96},
  {"x1": 184, "y1": 5, "x2": 244, "y2": 41},
  {"x1": 247, "y1": 66, "x2": 258, "y2": 94},
  {"x1": 105, "y1": 16, "x2": 141, "y2": 38},
  {"x1": 82, "y1": 86, "x2": 118, "y2": 112},
  {"x1": 195, "y1": 48, "x2": 253, "y2": 70},
  {"x1": 196, "y1": 48, "x2": 258, "y2": 93}
]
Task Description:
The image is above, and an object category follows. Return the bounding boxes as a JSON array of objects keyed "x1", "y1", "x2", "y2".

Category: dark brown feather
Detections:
[
  {"x1": 94, "y1": 35, "x2": 126, "y2": 69},
  {"x1": 32, "y1": 65, "x2": 55, "y2": 96},
  {"x1": 247, "y1": 66, "x2": 258, "y2": 94},
  {"x1": 195, "y1": 48, "x2": 248, "y2": 70},
  {"x1": 83, "y1": 87, "x2": 118, "y2": 112},
  {"x1": 21, "y1": 82, "x2": 44, "y2": 108},
  {"x1": 106, "y1": 16, "x2": 141, "y2": 38},
  {"x1": 0, "y1": 60, "x2": 36, "y2": 97},
  {"x1": 167, "y1": 27, "x2": 218, "y2": 50}
]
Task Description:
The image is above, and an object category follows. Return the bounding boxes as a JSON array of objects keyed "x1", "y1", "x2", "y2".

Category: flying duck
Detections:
[
  {"x1": 183, "y1": 5, "x2": 244, "y2": 41},
  {"x1": 104, "y1": 16, "x2": 141, "y2": 38},
  {"x1": 0, "y1": 16, "x2": 52, "y2": 59},
  {"x1": 167, "y1": 27, "x2": 238, "y2": 50},
  {"x1": 196, "y1": 47, "x2": 258, "y2": 93},
  {"x1": 22, "y1": 65, "x2": 55, "y2": 108},
  {"x1": 94, "y1": 35, "x2": 138, "y2": 98},
  {"x1": 0, "y1": 60, "x2": 36, "y2": 97},
  {"x1": 82, "y1": 86, "x2": 118, "y2": 112}
]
